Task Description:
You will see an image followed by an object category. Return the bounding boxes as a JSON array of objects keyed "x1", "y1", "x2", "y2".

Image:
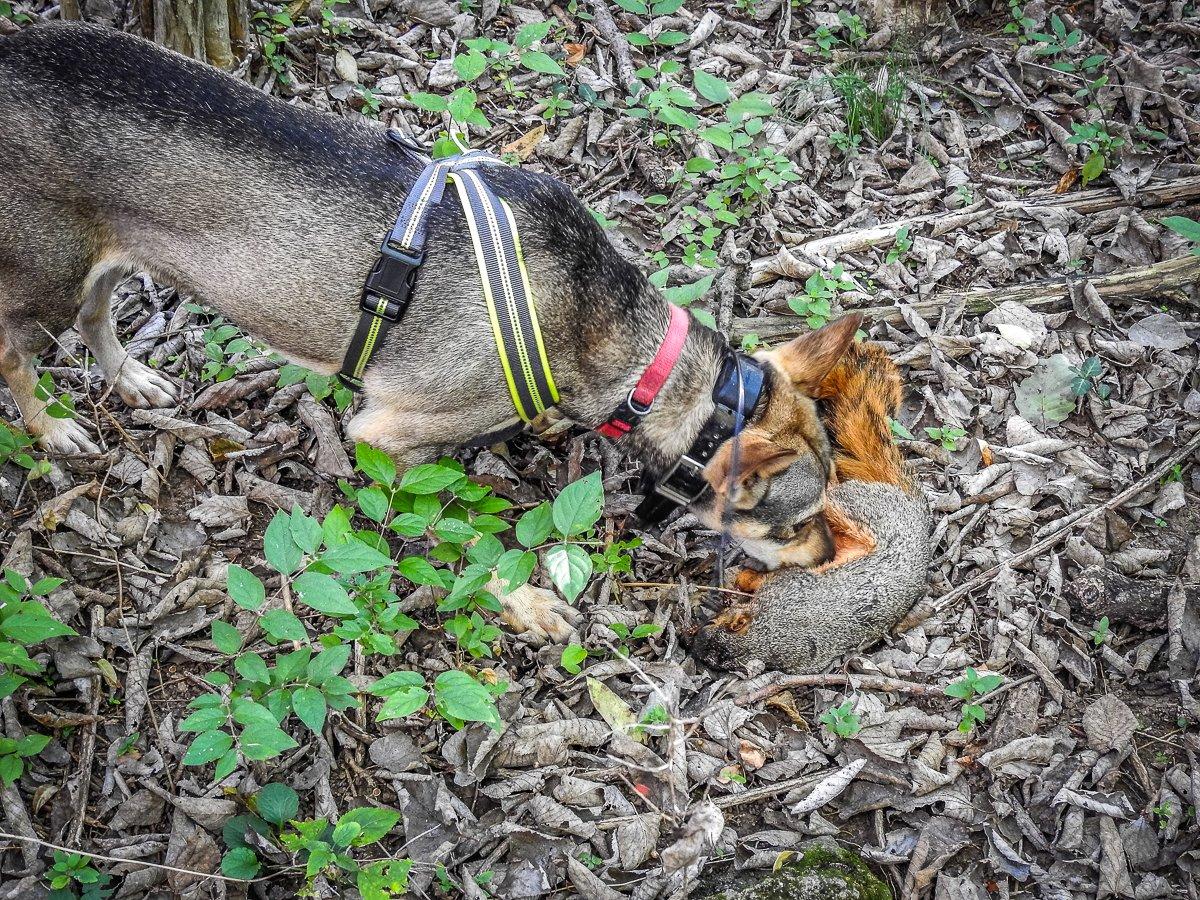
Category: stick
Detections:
[
  {"x1": 927, "y1": 430, "x2": 1200, "y2": 617},
  {"x1": 68, "y1": 605, "x2": 103, "y2": 846},
  {"x1": 586, "y1": 0, "x2": 640, "y2": 93},
  {"x1": 735, "y1": 254, "x2": 1200, "y2": 339},
  {"x1": 735, "y1": 673, "x2": 938, "y2": 707},
  {"x1": 750, "y1": 175, "x2": 1200, "y2": 286}
]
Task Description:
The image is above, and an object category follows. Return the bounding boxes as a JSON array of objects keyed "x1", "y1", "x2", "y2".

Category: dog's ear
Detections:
[
  {"x1": 704, "y1": 431, "x2": 799, "y2": 507},
  {"x1": 768, "y1": 313, "x2": 863, "y2": 393}
]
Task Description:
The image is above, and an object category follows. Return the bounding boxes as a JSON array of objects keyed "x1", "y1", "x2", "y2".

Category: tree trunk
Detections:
[{"x1": 146, "y1": 0, "x2": 247, "y2": 70}]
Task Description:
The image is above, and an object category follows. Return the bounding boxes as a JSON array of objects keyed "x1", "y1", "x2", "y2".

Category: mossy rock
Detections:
[{"x1": 706, "y1": 842, "x2": 892, "y2": 900}]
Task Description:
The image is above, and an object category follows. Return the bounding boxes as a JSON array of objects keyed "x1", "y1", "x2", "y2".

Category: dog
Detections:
[{"x1": 0, "y1": 24, "x2": 861, "y2": 635}]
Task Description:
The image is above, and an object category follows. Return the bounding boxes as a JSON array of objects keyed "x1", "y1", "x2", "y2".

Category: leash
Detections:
[{"x1": 337, "y1": 135, "x2": 558, "y2": 422}]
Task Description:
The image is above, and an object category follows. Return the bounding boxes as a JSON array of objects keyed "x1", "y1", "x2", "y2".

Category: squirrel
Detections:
[{"x1": 692, "y1": 338, "x2": 932, "y2": 674}]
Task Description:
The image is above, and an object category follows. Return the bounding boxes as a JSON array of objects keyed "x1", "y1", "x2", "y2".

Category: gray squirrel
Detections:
[{"x1": 693, "y1": 340, "x2": 932, "y2": 673}]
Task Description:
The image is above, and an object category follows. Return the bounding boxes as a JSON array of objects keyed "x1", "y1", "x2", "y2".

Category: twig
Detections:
[
  {"x1": 928, "y1": 430, "x2": 1200, "y2": 617},
  {"x1": 586, "y1": 0, "x2": 640, "y2": 93},
  {"x1": 735, "y1": 672, "x2": 938, "y2": 707},
  {"x1": 0, "y1": 830, "x2": 285, "y2": 883},
  {"x1": 67, "y1": 605, "x2": 104, "y2": 846}
]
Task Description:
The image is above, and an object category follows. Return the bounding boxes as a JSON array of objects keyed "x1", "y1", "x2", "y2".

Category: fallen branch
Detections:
[
  {"x1": 751, "y1": 175, "x2": 1200, "y2": 286},
  {"x1": 586, "y1": 0, "x2": 640, "y2": 94},
  {"x1": 735, "y1": 672, "x2": 938, "y2": 707},
  {"x1": 734, "y1": 253, "x2": 1200, "y2": 340},
  {"x1": 923, "y1": 429, "x2": 1200, "y2": 618}
]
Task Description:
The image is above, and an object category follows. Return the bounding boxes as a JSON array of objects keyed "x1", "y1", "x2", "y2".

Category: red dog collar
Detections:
[{"x1": 597, "y1": 304, "x2": 689, "y2": 439}]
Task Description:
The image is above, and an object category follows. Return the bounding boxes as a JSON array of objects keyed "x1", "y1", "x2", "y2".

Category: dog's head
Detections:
[{"x1": 692, "y1": 314, "x2": 861, "y2": 570}]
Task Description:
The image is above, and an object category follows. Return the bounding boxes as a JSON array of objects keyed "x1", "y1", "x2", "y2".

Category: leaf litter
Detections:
[{"x1": 1, "y1": 0, "x2": 1200, "y2": 897}]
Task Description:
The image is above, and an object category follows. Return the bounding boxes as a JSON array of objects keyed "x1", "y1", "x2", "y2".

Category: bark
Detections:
[{"x1": 147, "y1": 0, "x2": 247, "y2": 69}]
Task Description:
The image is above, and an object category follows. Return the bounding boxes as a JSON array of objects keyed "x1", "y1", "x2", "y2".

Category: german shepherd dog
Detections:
[{"x1": 0, "y1": 24, "x2": 859, "y2": 634}]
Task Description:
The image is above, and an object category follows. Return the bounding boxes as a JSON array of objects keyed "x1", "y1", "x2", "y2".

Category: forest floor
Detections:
[{"x1": 1, "y1": 0, "x2": 1199, "y2": 898}]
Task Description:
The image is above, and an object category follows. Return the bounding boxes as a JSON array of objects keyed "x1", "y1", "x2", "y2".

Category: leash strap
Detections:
[
  {"x1": 337, "y1": 141, "x2": 556, "y2": 417},
  {"x1": 597, "y1": 304, "x2": 689, "y2": 439}
]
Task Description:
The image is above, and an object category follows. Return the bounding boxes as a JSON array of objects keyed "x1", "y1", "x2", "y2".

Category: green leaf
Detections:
[
  {"x1": 321, "y1": 537, "x2": 394, "y2": 575},
  {"x1": 336, "y1": 807, "x2": 401, "y2": 846},
  {"x1": 545, "y1": 543, "x2": 592, "y2": 603},
  {"x1": 700, "y1": 125, "x2": 734, "y2": 151},
  {"x1": 496, "y1": 549, "x2": 537, "y2": 592},
  {"x1": 560, "y1": 644, "x2": 587, "y2": 674},
  {"x1": 1081, "y1": 151, "x2": 1105, "y2": 187},
  {"x1": 1015, "y1": 354, "x2": 1076, "y2": 427},
  {"x1": 614, "y1": 0, "x2": 648, "y2": 12},
  {"x1": 454, "y1": 51, "x2": 488, "y2": 82},
  {"x1": 322, "y1": 504, "x2": 353, "y2": 548},
  {"x1": 180, "y1": 707, "x2": 227, "y2": 732},
  {"x1": 221, "y1": 847, "x2": 261, "y2": 880},
  {"x1": 434, "y1": 517, "x2": 477, "y2": 544},
  {"x1": 551, "y1": 472, "x2": 604, "y2": 537},
  {"x1": 211, "y1": 620, "x2": 242, "y2": 654},
  {"x1": 214, "y1": 747, "x2": 239, "y2": 781},
  {"x1": 235, "y1": 652, "x2": 271, "y2": 684},
  {"x1": 16, "y1": 733, "x2": 49, "y2": 757},
  {"x1": 726, "y1": 91, "x2": 775, "y2": 124},
  {"x1": 448, "y1": 87, "x2": 478, "y2": 122},
  {"x1": 292, "y1": 685, "x2": 328, "y2": 732},
  {"x1": 239, "y1": 724, "x2": 298, "y2": 761},
  {"x1": 306, "y1": 644, "x2": 352, "y2": 684},
  {"x1": 654, "y1": 30, "x2": 688, "y2": 45},
  {"x1": 514, "y1": 20, "x2": 551, "y2": 48},
  {"x1": 434, "y1": 670, "x2": 502, "y2": 730},
  {"x1": 260, "y1": 609, "x2": 308, "y2": 643},
  {"x1": 183, "y1": 729, "x2": 233, "y2": 766},
  {"x1": 377, "y1": 684, "x2": 430, "y2": 721},
  {"x1": 399, "y1": 463, "x2": 463, "y2": 494},
  {"x1": 232, "y1": 698, "x2": 278, "y2": 727},
  {"x1": 390, "y1": 513, "x2": 429, "y2": 538},
  {"x1": 520, "y1": 51, "x2": 565, "y2": 76},
  {"x1": 397, "y1": 555, "x2": 444, "y2": 587},
  {"x1": 409, "y1": 92, "x2": 449, "y2": 112},
  {"x1": 294, "y1": 572, "x2": 359, "y2": 617},
  {"x1": 256, "y1": 783, "x2": 299, "y2": 826},
  {"x1": 333, "y1": 820, "x2": 361, "y2": 847},
  {"x1": 356, "y1": 487, "x2": 390, "y2": 523},
  {"x1": 515, "y1": 502, "x2": 554, "y2": 548},
  {"x1": 263, "y1": 514, "x2": 304, "y2": 575},
  {"x1": 290, "y1": 507, "x2": 322, "y2": 555},
  {"x1": 0, "y1": 612, "x2": 75, "y2": 644},
  {"x1": 1163, "y1": 215, "x2": 1200, "y2": 244},
  {"x1": 662, "y1": 274, "x2": 714, "y2": 307}
]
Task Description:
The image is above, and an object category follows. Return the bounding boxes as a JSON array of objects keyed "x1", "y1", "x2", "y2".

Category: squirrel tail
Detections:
[{"x1": 812, "y1": 340, "x2": 910, "y2": 490}]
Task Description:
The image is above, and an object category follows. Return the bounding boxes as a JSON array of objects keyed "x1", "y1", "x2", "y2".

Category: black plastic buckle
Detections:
[{"x1": 363, "y1": 244, "x2": 422, "y2": 313}]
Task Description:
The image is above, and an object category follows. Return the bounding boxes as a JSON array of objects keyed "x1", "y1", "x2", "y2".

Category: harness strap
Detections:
[
  {"x1": 597, "y1": 304, "x2": 689, "y2": 439},
  {"x1": 336, "y1": 144, "x2": 518, "y2": 394},
  {"x1": 452, "y1": 168, "x2": 559, "y2": 422}
]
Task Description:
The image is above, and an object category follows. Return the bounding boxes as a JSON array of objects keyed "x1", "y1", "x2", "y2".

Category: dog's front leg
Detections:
[
  {"x1": 344, "y1": 399, "x2": 449, "y2": 470},
  {"x1": 487, "y1": 575, "x2": 580, "y2": 644},
  {"x1": 0, "y1": 332, "x2": 99, "y2": 454},
  {"x1": 76, "y1": 265, "x2": 177, "y2": 410}
]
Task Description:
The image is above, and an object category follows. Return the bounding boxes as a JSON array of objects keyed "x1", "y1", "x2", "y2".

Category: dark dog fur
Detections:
[{"x1": 0, "y1": 24, "x2": 858, "y2": 582}]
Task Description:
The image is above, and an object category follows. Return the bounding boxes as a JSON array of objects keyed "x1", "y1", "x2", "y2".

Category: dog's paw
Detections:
[
  {"x1": 36, "y1": 417, "x2": 100, "y2": 455},
  {"x1": 113, "y1": 359, "x2": 177, "y2": 409},
  {"x1": 490, "y1": 576, "x2": 580, "y2": 644}
]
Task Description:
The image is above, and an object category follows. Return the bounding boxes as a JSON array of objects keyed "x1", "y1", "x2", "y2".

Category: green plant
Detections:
[
  {"x1": 1163, "y1": 216, "x2": 1200, "y2": 255},
  {"x1": 46, "y1": 851, "x2": 113, "y2": 900},
  {"x1": 631, "y1": 704, "x2": 671, "y2": 738},
  {"x1": 0, "y1": 569, "x2": 73, "y2": 786},
  {"x1": 277, "y1": 363, "x2": 355, "y2": 412},
  {"x1": 889, "y1": 418, "x2": 915, "y2": 441},
  {"x1": 1151, "y1": 802, "x2": 1172, "y2": 829},
  {"x1": 33, "y1": 371, "x2": 76, "y2": 420},
  {"x1": 1090, "y1": 616, "x2": 1110, "y2": 646},
  {"x1": 1163, "y1": 464, "x2": 1184, "y2": 484},
  {"x1": 812, "y1": 24, "x2": 839, "y2": 55},
  {"x1": 619, "y1": 0, "x2": 688, "y2": 48},
  {"x1": 0, "y1": 420, "x2": 50, "y2": 478},
  {"x1": 787, "y1": 266, "x2": 853, "y2": 328},
  {"x1": 956, "y1": 184, "x2": 975, "y2": 205},
  {"x1": 1069, "y1": 355, "x2": 1110, "y2": 399},
  {"x1": 820, "y1": 700, "x2": 862, "y2": 738},
  {"x1": 1066, "y1": 122, "x2": 1125, "y2": 187},
  {"x1": 886, "y1": 226, "x2": 913, "y2": 265},
  {"x1": 316, "y1": 0, "x2": 350, "y2": 35},
  {"x1": 1002, "y1": 0, "x2": 1037, "y2": 41},
  {"x1": 454, "y1": 21, "x2": 565, "y2": 87},
  {"x1": 828, "y1": 129, "x2": 861, "y2": 155},
  {"x1": 0, "y1": 0, "x2": 33, "y2": 23},
  {"x1": 408, "y1": 87, "x2": 490, "y2": 154},
  {"x1": 560, "y1": 643, "x2": 589, "y2": 673},
  {"x1": 222, "y1": 783, "x2": 411, "y2": 895},
  {"x1": 945, "y1": 667, "x2": 1004, "y2": 734},
  {"x1": 924, "y1": 425, "x2": 966, "y2": 452},
  {"x1": 578, "y1": 851, "x2": 604, "y2": 870},
  {"x1": 607, "y1": 621, "x2": 662, "y2": 657},
  {"x1": 252, "y1": 9, "x2": 295, "y2": 80},
  {"x1": 186, "y1": 307, "x2": 271, "y2": 383}
]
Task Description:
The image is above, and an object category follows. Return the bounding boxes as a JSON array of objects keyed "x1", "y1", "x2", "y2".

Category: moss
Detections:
[{"x1": 707, "y1": 842, "x2": 891, "y2": 900}]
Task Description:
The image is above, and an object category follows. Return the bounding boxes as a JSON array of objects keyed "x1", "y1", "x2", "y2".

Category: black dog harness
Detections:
[{"x1": 340, "y1": 131, "x2": 767, "y2": 522}]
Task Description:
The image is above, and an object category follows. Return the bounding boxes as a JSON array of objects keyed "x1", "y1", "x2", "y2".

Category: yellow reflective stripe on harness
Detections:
[
  {"x1": 451, "y1": 169, "x2": 558, "y2": 423},
  {"x1": 352, "y1": 296, "x2": 389, "y2": 380}
]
